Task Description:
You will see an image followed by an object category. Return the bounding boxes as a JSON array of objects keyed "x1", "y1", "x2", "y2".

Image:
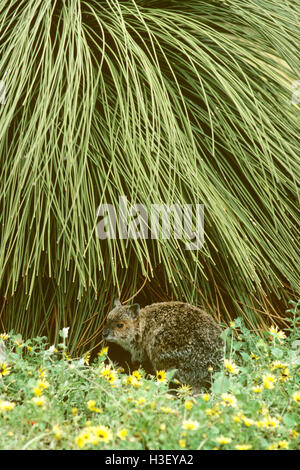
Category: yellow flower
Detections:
[
  {"x1": 259, "y1": 405, "x2": 269, "y2": 416},
  {"x1": 125, "y1": 375, "x2": 142, "y2": 388},
  {"x1": 32, "y1": 396, "x2": 47, "y2": 407},
  {"x1": 235, "y1": 444, "x2": 252, "y2": 450},
  {"x1": 270, "y1": 360, "x2": 287, "y2": 370},
  {"x1": 229, "y1": 321, "x2": 235, "y2": 328},
  {"x1": 0, "y1": 333, "x2": 9, "y2": 341},
  {"x1": 201, "y1": 393, "x2": 210, "y2": 402},
  {"x1": 156, "y1": 370, "x2": 166, "y2": 382},
  {"x1": 232, "y1": 412, "x2": 243, "y2": 424},
  {"x1": 216, "y1": 436, "x2": 232, "y2": 445},
  {"x1": 100, "y1": 365, "x2": 112, "y2": 377},
  {"x1": 224, "y1": 359, "x2": 239, "y2": 374},
  {"x1": 182, "y1": 419, "x2": 199, "y2": 431},
  {"x1": 132, "y1": 370, "x2": 142, "y2": 380},
  {"x1": 205, "y1": 406, "x2": 220, "y2": 417},
  {"x1": 268, "y1": 440, "x2": 288, "y2": 450},
  {"x1": 160, "y1": 406, "x2": 177, "y2": 414},
  {"x1": 33, "y1": 386, "x2": 43, "y2": 397},
  {"x1": 75, "y1": 431, "x2": 91, "y2": 448},
  {"x1": 279, "y1": 367, "x2": 290, "y2": 382},
  {"x1": 0, "y1": 362, "x2": 11, "y2": 377},
  {"x1": 52, "y1": 424, "x2": 62, "y2": 440},
  {"x1": 38, "y1": 367, "x2": 47, "y2": 378},
  {"x1": 290, "y1": 429, "x2": 299, "y2": 439},
  {"x1": 84, "y1": 352, "x2": 90, "y2": 365},
  {"x1": 0, "y1": 400, "x2": 16, "y2": 412},
  {"x1": 117, "y1": 428, "x2": 128, "y2": 440},
  {"x1": 263, "y1": 374, "x2": 276, "y2": 389},
  {"x1": 87, "y1": 400, "x2": 102, "y2": 413},
  {"x1": 93, "y1": 425, "x2": 113, "y2": 443},
  {"x1": 98, "y1": 347, "x2": 109, "y2": 357},
  {"x1": 292, "y1": 391, "x2": 300, "y2": 404},
  {"x1": 252, "y1": 385, "x2": 263, "y2": 393},
  {"x1": 221, "y1": 393, "x2": 237, "y2": 407},
  {"x1": 256, "y1": 416, "x2": 280, "y2": 429},
  {"x1": 242, "y1": 416, "x2": 255, "y2": 427},
  {"x1": 184, "y1": 400, "x2": 194, "y2": 411},
  {"x1": 72, "y1": 407, "x2": 78, "y2": 415},
  {"x1": 250, "y1": 352, "x2": 259, "y2": 360},
  {"x1": 37, "y1": 379, "x2": 50, "y2": 390},
  {"x1": 179, "y1": 439, "x2": 186, "y2": 448},
  {"x1": 105, "y1": 370, "x2": 118, "y2": 386},
  {"x1": 177, "y1": 385, "x2": 192, "y2": 396},
  {"x1": 136, "y1": 397, "x2": 146, "y2": 406},
  {"x1": 269, "y1": 325, "x2": 286, "y2": 342}
]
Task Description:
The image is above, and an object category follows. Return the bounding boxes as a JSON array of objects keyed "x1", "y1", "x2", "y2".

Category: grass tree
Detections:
[{"x1": 0, "y1": 0, "x2": 299, "y2": 355}]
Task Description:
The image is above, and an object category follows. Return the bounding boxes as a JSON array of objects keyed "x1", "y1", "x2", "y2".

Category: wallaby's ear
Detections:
[
  {"x1": 129, "y1": 303, "x2": 140, "y2": 318},
  {"x1": 114, "y1": 298, "x2": 122, "y2": 307}
]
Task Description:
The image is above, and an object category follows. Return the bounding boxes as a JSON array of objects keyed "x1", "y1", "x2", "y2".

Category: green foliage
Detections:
[
  {"x1": 0, "y1": 301, "x2": 299, "y2": 450},
  {"x1": 0, "y1": 0, "x2": 299, "y2": 349}
]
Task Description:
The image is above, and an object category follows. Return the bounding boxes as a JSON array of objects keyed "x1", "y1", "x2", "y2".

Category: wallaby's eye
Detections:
[{"x1": 117, "y1": 323, "x2": 124, "y2": 328}]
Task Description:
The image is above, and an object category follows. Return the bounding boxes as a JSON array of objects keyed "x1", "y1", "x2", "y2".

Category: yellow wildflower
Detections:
[
  {"x1": 136, "y1": 397, "x2": 146, "y2": 406},
  {"x1": 160, "y1": 406, "x2": 177, "y2": 414},
  {"x1": 125, "y1": 375, "x2": 142, "y2": 388},
  {"x1": 132, "y1": 370, "x2": 142, "y2": 380},
  {"x1": 84, "y1": 352, "x2": 90, "y2": 365},
  {"x1": 184, "y1": 400, "x2": 194, "y2": 411},
  {"x1": 52, "y1": 424, "x2": 62, "y2": 440},
  {"x1": 263, "y1": 374, "x2": 276, "y2": 389},
  {"x1": 221, "y1": 393, "x2": 237, "y2": 407},
  {"x1": 182, "y1": 419, "x2": 199, "y2": 431},
  {"x1": 0, "y1": 363, "x2": 11, "y2": 377},
  {"x1": 179, "y1": 439, "x2": 186, "y2": 448},
  {"x1": 0, "y1": 400, "x2": 16, "y2": 412},
  {"x1": 242, "y1": 416, "x2": 255, "y2": 427},
  {"x1": 0, "y1": 333, "x2": 9, "y2": 341},
  {"x1": 269, "y1": 325, "x2": 286, "y2": 342},
  {"x1": 250, "y1": 352, "x2": 259, "y2": 360},
  {"x1": 252, "y1": 385, "x2": 263, "y2": 393},
  {"x1": 292, "y1": 391, "x2": 300, "y2": 404},
  {"x1": 279, "y1": 367, "x2": 290, "y2": 382},
  {"x1": 216, "y1": 436, "x2": 232, "y2": 445},
  {"x1": 235, "y1": 444, "x2": 252, "y2": 450},
  {"x1": 98, "y1": 347, "x2": 109, "y2": 357},
  {"x1": 224, "y1": 359, "x2": 239, "y2": 374},
  {"x1": 117, "y1": 428, "x2": 128, "y2": 440},
  {"x1": 205, "y1": 405, "x2": 220, "y2": 417},
  {"x1": 270, "y1": 360, "x2": 287, "y2": 370},
  {"x1": 156, "y1": 370, "x2": 166, "y2": 382},
  {"x1": 33, "y1": 386, "x2": 43, "y2": 397},
  {"x1": 87, "y1": 400, "x2": 102, "y2": 413},
  {"x1": 32, "y1": 396, "x2": 47, "y2": 407},
  {"x1": 202, "y1": 393, "x2": 210, "y2": 402},
  {"x1": 268, "y1": 440, "x2": 288, "y2": 450},
  {"x1": 93, "y1": 425, "x2": 113, "y2": 443}
]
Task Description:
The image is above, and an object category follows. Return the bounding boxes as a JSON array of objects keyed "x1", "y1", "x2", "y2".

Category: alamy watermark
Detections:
[{"x1": 96, "y1": 196, "x2": 204, "y2": 251}]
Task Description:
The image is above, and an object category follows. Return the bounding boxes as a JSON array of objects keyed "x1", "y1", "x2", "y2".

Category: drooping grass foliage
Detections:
[{"x1": 0, "y1": 0, "x2": 299, "y2": 354}]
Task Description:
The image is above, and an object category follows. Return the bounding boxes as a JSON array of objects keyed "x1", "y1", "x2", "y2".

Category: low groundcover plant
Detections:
[{"x1": 0, "y1": 301, "x2": 299, "y2": 450}]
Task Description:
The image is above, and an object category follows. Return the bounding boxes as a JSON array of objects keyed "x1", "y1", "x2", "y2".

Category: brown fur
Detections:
[{"x1": 103, "y1": 300, "x2": 224, "y2": 392}]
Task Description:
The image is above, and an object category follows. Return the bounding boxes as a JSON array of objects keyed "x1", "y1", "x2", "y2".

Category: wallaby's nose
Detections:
[{"x1": 102, "y1": 328, "x2": 109, "y2": 338}]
